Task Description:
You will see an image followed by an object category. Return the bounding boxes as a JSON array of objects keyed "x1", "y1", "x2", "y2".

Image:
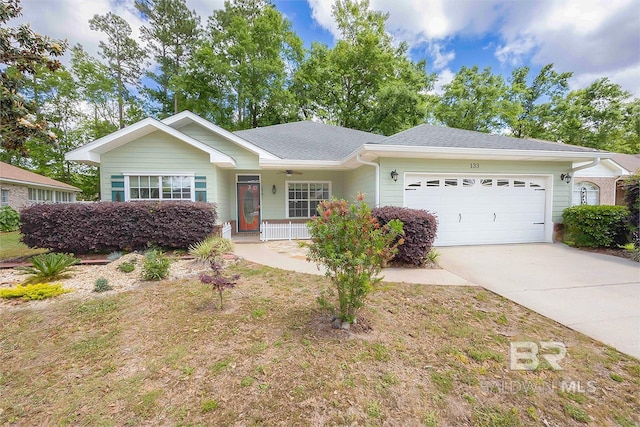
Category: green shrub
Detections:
[
  {"x1": 0, "y1": 206, "x2": 20, "y2": 232},
  {"x1": 305, "y1": 195, "x2": 403, "y2": 324},
  {"x1": 141, "y1": 250, "x2": 171, "y2": 281},
  {"x1": 117, "y1": 259, "x2": 137, "y2": 273},
  {"x1": 189, "y1": 236, "x2": 234, "y2": 262},
  {"x1": 562, "y1": 205, "x2": 630, "y2": 248},
  {"x1": 0, "y1": 283, "x2": 71, "y2": 300},
  {"x1": 16, "y1": 252, "x2": 80, "y2": 283},
  {"x1": 94, "y1": 277, "x2": 112, "y2": 293}
]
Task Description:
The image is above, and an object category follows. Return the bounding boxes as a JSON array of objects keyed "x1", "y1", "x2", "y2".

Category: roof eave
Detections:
[
  {"x1": 259, "y1": 159, "x2": 345, "y2": 170},
  {"x1": 0, "y1": 177, "x2": 81, "y2": 192},
  {"x1": 357, "y1": 145, "x2": 613, "y2": 162}
]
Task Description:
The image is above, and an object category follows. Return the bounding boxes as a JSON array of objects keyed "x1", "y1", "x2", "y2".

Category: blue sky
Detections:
[{"x1": 17, "y1": 0, "x2": 640, "y2": 96}]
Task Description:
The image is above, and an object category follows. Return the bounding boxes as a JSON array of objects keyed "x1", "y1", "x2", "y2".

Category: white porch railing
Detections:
[
  {"x1": 260, "y1": 221, "x2": 311, "y2": 241},
  {"x1": 221, "y1": 222, "x2": 232, "y2": 240}
]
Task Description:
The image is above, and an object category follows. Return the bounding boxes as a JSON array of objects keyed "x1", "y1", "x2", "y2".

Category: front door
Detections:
[{"x1": 237, "y1": 182, "x2": 260, "y2": 232}]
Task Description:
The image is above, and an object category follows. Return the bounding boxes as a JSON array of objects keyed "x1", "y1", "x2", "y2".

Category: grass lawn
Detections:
[
  {"x1": 0, "y1": 231, "x2": 47, "y2": 261},
  {"x1": 0, "y1": 261, "x2": 638, "y2": 426}
]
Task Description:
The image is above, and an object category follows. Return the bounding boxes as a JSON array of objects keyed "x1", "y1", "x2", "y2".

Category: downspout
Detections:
[
  {"x1": 570, "y1": 157, "x2": 600, "y2": 174},
  {"x1": 356, "y1": 154, "x2": 380, "y2": 206}
]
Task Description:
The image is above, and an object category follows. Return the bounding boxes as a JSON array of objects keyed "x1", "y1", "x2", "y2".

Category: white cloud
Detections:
[
  {"x1": 431, "y1": 68, "x2": 455, "y2": 95},
  {"x1": 428, "y1": 43, "x2": 455, "y2": 71},
  {"x1": 307, "y1": 0, "x2": 339, "y2": 38}
]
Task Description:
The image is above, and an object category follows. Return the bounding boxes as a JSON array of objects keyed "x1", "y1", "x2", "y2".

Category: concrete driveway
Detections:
[{"x1": 438, "y1": 243, "x2": 640, "y2": 359}]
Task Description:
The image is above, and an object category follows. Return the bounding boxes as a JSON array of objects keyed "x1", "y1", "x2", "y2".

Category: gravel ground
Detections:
[{"x1": 0, "y1": 253, "x2": 215, "y2": 310}]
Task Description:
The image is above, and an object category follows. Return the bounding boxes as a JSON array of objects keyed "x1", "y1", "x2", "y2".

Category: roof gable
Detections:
[
  {"x1": 162, "y1": 111, "x2": 279, "y2": 160},
  {"x1": 0, "y1": 161, "x2": 80, "y2": 191},
  {"x1": 65, "y1": 117, "x2": 236, "y2": 167}
]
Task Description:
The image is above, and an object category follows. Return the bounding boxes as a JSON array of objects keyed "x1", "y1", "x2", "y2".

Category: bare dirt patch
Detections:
[{"x1": 0, "y1": 260, "x2": 638, "y2": 426}]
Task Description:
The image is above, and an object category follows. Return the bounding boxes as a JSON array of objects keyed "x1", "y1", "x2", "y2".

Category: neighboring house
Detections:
[
  {"x1": 65, "y1": 111, "x2": 609, "y2": 246},
  {"x1": 572, "y1": 153, "x2": 640, "y2": 206},
  {"x1": 0, "y1": 161, "x2": 81, "y2": 211}
]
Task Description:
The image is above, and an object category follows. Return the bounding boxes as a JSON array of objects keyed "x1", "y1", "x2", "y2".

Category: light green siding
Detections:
[
  {"x1": 378, "y1": 158, "x2": 572, "y2": 222},
  {"x1": 178, "y1": 123, "x2": 260, "y2": 169},
  {"x1": 100, "y1": 130, "x2": 222, "y2": 215},
  {"x1": 343, "y1": 164, "x2": 376, "y2": 206}
]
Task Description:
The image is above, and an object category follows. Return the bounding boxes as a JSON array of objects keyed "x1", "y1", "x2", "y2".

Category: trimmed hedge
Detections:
[
  {"x1": 372, "y1": 206, "x2": 438, "y2": 266},
  {"x1": 20, "y1": 201, "x2": 217, "y2": 254},
  {"x1": 562, "y1": 205, "x2": 629, "y2": 248}
]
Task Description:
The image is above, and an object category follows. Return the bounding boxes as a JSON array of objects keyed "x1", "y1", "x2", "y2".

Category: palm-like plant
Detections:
[{"x1": 16, "y1": 253, "x2": 80, "y2": 283}]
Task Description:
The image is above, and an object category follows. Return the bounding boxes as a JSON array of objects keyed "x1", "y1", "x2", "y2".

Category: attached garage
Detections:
[{"x1": 404, "y1": 173, "x2": 551, "y2": 246}]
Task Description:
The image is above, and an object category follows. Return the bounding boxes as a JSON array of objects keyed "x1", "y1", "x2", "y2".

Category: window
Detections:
[
  {"x1": 496, "y1": 179, "x2": 509, "y2": 187},
  {"x1": 287, "y1": 182, "x2": 330, "y2": 218},
  {"x1": 463, "y1": 179, "x2": 476, "y2": 187},
  {"x1": 426, "y1": 180, "x2": 440, "y2": 187},
  {"x1": 514, "y1": 180, "x2": 526, "y2": 188},
  {"x1": 444, "y1": 179, "x2": 458, "y2": 187},
  {"x1": 481, "y1": 179, "x2": 493, "y2": 187},
  {"x1": 55, "y1": 191, "x2": 72, "y2": 202},
  {"x1": 28, "y1": 188, "x2": 52, "y2": 203},
  {"x1": 1, "y1": 189, "x2": 8, "y2": 206},
  {"x1": 126, "y1": 175, "x2": 193, "y2": 201},
  {"x1": 573, "y1": 181, "x2": 599, "y2": 206}
]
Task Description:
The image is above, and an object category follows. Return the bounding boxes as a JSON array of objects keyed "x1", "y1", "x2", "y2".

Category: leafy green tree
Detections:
[
  {"x1": 434, "y1": 65, "x2": 509, "y2": 133},
  {"x1": 504, "y1": 64, "x2": 572, "y2": 139},
  {"x1": 70, "y1": 45, "x2": 120, "y2": 136},
  {"x1": 293, "y1": 0, "x2": 432, "y2": 135},
  {"x1": 552, "y1": 78, "x2": 636, "y2": 151},
  {"x1": 305, "y1": 195, "x2": 403, "y2": 325},
  {"x1": 0, "y1": 0, "x2": 67, "y2": 154},
  {"x1": 135, "y1": 0, "x2": 201, "y2": 116},
  {"x1": 89, "y1": 12, "x2": 147, "y2": 128},
  {"x1": 178, "y1": 0, "x2": 302, "y2": 129}
]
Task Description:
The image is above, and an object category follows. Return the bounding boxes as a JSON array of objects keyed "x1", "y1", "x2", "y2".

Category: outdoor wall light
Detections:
[
  {"x1": 390, "y1": 169, "x2": 399, "y2": 182},
  {"x1": 272, "y1": 184, "x2": 277, "y2": 194},
  {"x1": 560, "y1": 173, "x2": 572, "y2": 184}
]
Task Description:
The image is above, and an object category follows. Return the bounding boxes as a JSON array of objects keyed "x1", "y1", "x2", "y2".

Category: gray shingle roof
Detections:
[
  {"x1": 377, "y1": 124, "x2": 603, "y2": 153},
  {"x1": 234, "y1": 121, "x2": 385, "y2": 160}
]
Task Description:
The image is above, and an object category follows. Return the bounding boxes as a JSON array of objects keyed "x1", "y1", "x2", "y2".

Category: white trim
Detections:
[
  {"x1": 285, "y1": 180, "x2": 332, "y2": 219},
  {"x1": 65, "y1": 117, "x2": 236, "y2": 167},
  {"x1": 123, "y1": 174, "x2": 196, "y2": 202},
  {"x1": 235, "y1": 173, "x2": 262, "y2": 183},
  {"x1": 342, "y1": 144, "x2": 612, "y2": 165},
  {"x1": 162, "y1": 111, "x2": 279, "y2": 160},
  {"x1": 0, "y1": 178, "x2": 81, "y2": 192},
  {"x1": 123, "y1": 172, "x2": 195, "y2": 177},
  {"x1": 258, "y1": 159, "x2": 344, "y2": 169}
]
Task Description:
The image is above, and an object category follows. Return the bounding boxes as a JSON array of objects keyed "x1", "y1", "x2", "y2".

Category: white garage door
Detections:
[{"x1": 404, "y1": 174, "x2": 548, "y2": 246}]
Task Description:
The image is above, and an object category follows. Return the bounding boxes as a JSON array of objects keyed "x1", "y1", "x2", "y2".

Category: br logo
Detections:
[{"x1": 510, "y1": 341, "x2": 566, "y2": 371}]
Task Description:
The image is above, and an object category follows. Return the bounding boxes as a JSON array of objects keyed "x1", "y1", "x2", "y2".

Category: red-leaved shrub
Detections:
[
  {"x1": 372, "y1": 206, "x2": 438, "y2": 266},
  {"x1": 20, "y1": 201, "x2": 217, "y2": 254}
]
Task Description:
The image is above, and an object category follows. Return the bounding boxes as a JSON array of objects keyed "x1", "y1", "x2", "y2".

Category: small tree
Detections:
[
  {"x1": 305, "y1": 194, "x2": 403, "y2": 326},
  {"x1": 199, "y1": 260, "x2": 240, "y2": 309}
]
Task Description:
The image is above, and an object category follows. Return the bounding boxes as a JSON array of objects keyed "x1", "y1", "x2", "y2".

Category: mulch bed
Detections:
[{"x1": 578, "y1": 246, "x2": 639, "y2": 262}]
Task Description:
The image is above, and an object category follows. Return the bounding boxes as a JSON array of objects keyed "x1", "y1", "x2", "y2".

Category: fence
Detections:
[
  {"x1": 260, "y1": 221, "x2": 311, "y2": 241},
  {"x1": 221, "y1": 222, "x2": 232, "y2": 240}
]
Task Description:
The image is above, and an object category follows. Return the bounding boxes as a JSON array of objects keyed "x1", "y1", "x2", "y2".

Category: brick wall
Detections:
[
  {"x1": 575, "y1": 178, "x2": 616, "y2": 205},
  {"x1": 0, "y1": 183, "x2": 29, "y2": 211}
]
